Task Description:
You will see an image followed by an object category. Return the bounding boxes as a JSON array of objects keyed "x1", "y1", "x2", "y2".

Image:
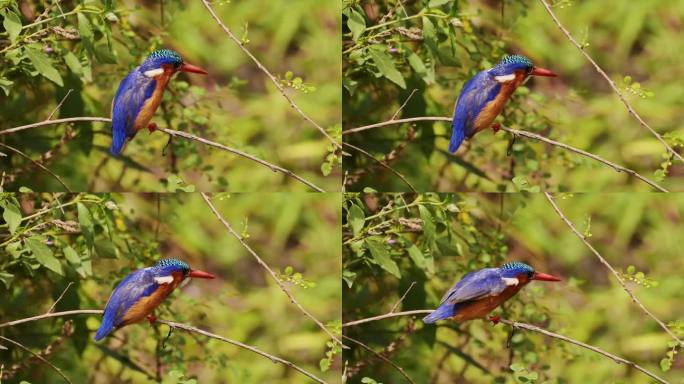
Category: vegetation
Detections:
[
  {"x1": 343, "y1": 192, "x2": 683, "y2": 383},
  {"x1": 0, "y1": 0, "x2": 340, "y2": 192},
  {"x1": 343, "y1": 0, "x2": 684, "y2": 192},
  {"x1": 0, "y1": 192, "x2": 341, "y2": 383}
]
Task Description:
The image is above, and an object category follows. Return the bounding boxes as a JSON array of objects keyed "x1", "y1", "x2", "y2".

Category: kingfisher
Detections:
[
  {"x1": 94, "y1": 258, "x2": 216, "y2": 341},
  {"x1": 423, "y1": 262, "x2": 561, "y2": 324},
  {"x1": 110, "y1": 49, "x2": 208, "y2": 155},
  {"x1": 449, "y1": 55, "x2": 557, "y2": 153}
]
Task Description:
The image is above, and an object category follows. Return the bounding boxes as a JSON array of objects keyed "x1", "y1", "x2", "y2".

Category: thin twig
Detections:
[
  {"x1": 0, "y1": 309, "x2": 325, "y2": 383},
  {"x1": 46, "y1": 89, "x2": 73, "y2": 121},
  {"x1": 0, "y1": 116, "x2": 323, "y2": 192},
  {"x1": 0, "y1": 335, "x2": 72, "y2": 384},
  {"x1": 200, "y1": 0, "x2": 340, "y2": 149},
  {"x1": 47, "y1": 282, "x2": 74, "y2": 314},
  {"x1": 537, "y1": 0, "x2": 683, "y2": 164},
  {"x1": 343, "y1": 310, "x2": 432, "y2": 327},
  {"x1": 160, "y1": 128, "x2": 324, "y2": 192},
  {"x1": 0, "y1": 142, "x2": 72, "y2": 191},
  {"x1": 390, "y1": 282, "x2": 416, "y2": 313},
  {"x1": 200, "y1": 193, "x2": 344, "y2": 347},
  {"x1": 544, "y1": 193, "x2": 683, "y2": 347},
  {"x1": 499, "y1": 319, "x2": 669, "y2": 384},
  {"x1": 342, "y1": 335, "x2": 415, "y2": 384},
  {"x1": 343, "y1": 142, "x2": 417, "y2": 192},
  {"x1": 390, "y1": 89, "x2": 418, "y2": 120},
  {"x1": 342, "y1": 116, "x2": 668, "y2": 192}
]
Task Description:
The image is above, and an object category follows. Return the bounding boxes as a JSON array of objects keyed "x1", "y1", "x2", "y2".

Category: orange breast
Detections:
[
  {"x1": 472, "y1": 72, "x2": 526, "y2": 133},
  {"x1": 133, "y1": 72, "x2": 171, "y2": 131},
  {"x1": 120, "y1": 274, "x2": 182, "y2": 326},
  {"x1": 451, "y1": 284, "x2": 525, "y2": 322}
]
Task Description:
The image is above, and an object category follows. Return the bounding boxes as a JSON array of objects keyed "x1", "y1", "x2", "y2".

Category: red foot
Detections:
[
  {"x1": 488, "y1": 315, "x2": 500, "y2": 325},
  {"x1": 147, "y1": 314, "x2": 157, "y2": 324},
  {"x1": 491, "y1": 123, "x2": 501, "y2": 133},
  {"x1": 147, "y1": 123, "x2": 158, "y2": 134}
]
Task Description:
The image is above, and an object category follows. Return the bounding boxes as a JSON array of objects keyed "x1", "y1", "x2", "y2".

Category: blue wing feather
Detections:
[
  {"x1": 94, "y1": 268, "x2": 159, "y2": 341},
  {"x1": 449, "y1": 70, "x2": 501, "y2": 153},
  {"x1": 110, "y1": 68, "x2": 157, "y2": 155},
  {"x1": 423, "y1": 268, "x2": 506, "y2": 323}
]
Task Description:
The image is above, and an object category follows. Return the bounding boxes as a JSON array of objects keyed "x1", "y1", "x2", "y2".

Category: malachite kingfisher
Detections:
[
  {"x1": 449, "y1": 55, "x2": 557, "y2": 153},
  {"x1": 423, "y1": 262, "x2": 561, "y2": 324},
  {"x1": 110, "y1": 49, "x2": 208, "y2": 155},
  {"x1": 94, "y1": 258, "x2": 216, "y2": 341}
]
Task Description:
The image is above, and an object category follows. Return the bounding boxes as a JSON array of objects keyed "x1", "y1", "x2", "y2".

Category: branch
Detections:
[
  {"x1": 342, "y1": 116, "x2": 668, "y2": 192},
  {"x1": 499, "y1": 319, "x2": 669, "y2": 384},
  {"x1": 0, "y1": 116, "x2": 324, "y2": 192},
  {"x1": 343, "y1": 310, "x2": 669, "y2": 384},
  {"x1": 200, "y1": 0, "x2": 340, "y2": 150},
  {"x1": 544, "y1": 193, "x2": 683, "y2": 347},
  {"x1": 200, "y1": 193, "x2": 344, "y2": 347},
  {"x1": 343, "y1": 142, "x2": 417, "y2": 192},
  {"x1": 157, "y1": 320, "x2": 326, "y2": 384},
  {"x1": 0, "y1": 142, "x2": 73, "y2": 191},
  {"x1": 0, "y1": 310, "x2": 326, "y2": 383},
  {"x1": 537, "y1": 0, "x2": 683, "y2": 164},
  {"x1": 0, "y1": 335, "x2": 72, "y2": 384},
  {"x1": 342, "y1": 334, "x2": 416, "y2": 384}
]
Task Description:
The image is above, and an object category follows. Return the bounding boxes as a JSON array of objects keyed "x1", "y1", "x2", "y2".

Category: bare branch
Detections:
[
  {"x1": 544, "y1": 193, "x2": 683, "y2": 347},
  {"x1": 390, "y1": 89, "x2": 418, "y2": 121},
  {"x1": 158, "y1": 320, "x2": 326, "y2": 384},
  {"x1": 343, "y1": 142, "x2": 417, "y2": 192},
  {"x1": 390, "y1": 282, "x2": 416, "y2": 313},
  {"x1": 342, "y1": 116, "x2": 668, "y2": 192},
  {"x1": 0, "y1": 142, "x2": 72, "y2": 191},
  {"x1": 537, "y1": 0, "x2": 683, "y2": 164},
  {"x1": 0, "y1": 117, "x2": 324, "y2": 192},
  {"x1": 47, "y1": 282, "x2": 74, "y2": 314},
  {"x1": 200, "y1": 193, "x2": 344, "y2": 347},
  {"x1": 0, "y1": 335, "x2": 72, "y2": 384},
  {"x1": 342, "y1": 335, "x2": 415, "y2": 384},
  {"x1": 46, "y1": 89, "x2": 73, "y2": 121},
  {"x1": 0, "y1": 309, "x2": 325, "y2": 383},
  {"x1": 200, "y1": 0, "x2": 340, "y2": 149},
  {"x1": 343, "y1": 310, "x2": 432, "y2": 327},
  {"x1": 499, "y1": 318, "x2": 669, "y2": 384}
]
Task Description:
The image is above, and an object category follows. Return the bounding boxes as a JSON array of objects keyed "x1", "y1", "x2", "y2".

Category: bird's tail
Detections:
[
  {"x1": 423, "y1": 303, "x2": 456, "y2": 324},
  {"x1": 110, "y1": 119, "x2": 127, "y2": 156},
  {"x1": 94, "y1": 323, "x2": 112, "y2": 341},
  {"x1": 449, "y1": 116, "x2": 466, "y2": 153}
]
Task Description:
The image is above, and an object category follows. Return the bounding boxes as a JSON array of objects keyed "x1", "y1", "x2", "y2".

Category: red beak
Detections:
[
  {"x1": 532, "y1": 272, "x2": 562, "y2": 282},
  {"x1": 531, "y1": 67, "x2": 557, "y2": 77},
  {"x1": 180, "y1": 63, "x2": 208, "y2": 75},
  {"x1": 188, "y1": 269, "x2": 216, "y2": 279}
]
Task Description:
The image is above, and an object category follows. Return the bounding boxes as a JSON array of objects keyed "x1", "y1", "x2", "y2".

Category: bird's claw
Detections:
[
  {"x1": 491, "y1": 123, "x2": 501, "y2": 133},
  {"x1": 147, "y1": 314, "x2": 157, "y2": 324},
  {"x1": 147, "y1": 123, "x2": 158, "y2": 134},
  {"x1": 488, "y1": 315, "x2": 500, "y2": 325}
]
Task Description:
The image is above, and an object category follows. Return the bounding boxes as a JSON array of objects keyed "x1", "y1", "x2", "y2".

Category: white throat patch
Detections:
[
  {"x1": 143, "y1": 68, "x2": 164, "y2": 78},
  {"x1": 494, "y1": 74, "x2": 516, "y2": 83},
  {"x1": 502, "y1": 277, "x2": 519, "y2": 286},
  {"x1": 154, "y1": 275, "x2": 174, "y2": 285}
]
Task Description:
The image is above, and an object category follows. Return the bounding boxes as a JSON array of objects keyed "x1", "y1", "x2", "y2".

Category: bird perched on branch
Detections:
[
  {"x1": 423, "y1": 262, "x2": 560, "y2": 324},
  {"x1": 94, "y1": 258, "x2": 216, "y2": 341},
  {"x1": 449, "y1": 55, "x2": 556, "y2": 153},
  {"x1": 110, "y1": 49, "x2": 208, "y2": 155}
]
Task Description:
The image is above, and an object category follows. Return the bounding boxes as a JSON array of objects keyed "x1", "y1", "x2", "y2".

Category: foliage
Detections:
[
  {"x1": 342, "y1": 192, "x2": 683, "y2": 383},
  {"x1": 0, "y1": 0, "x2": 340, "y2": 191},
  {"x1": 342, "y1": 0, "x2": 684, "y2": 192},
  {"x1": 0, "y1": 192, "x2": 341, "y2": 383}
]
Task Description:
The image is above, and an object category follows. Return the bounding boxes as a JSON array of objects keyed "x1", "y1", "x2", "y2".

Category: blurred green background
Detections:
[
  {"x1": 0, "y1": 0, "x2": 341, "y2": 192},
  {"x1": 343, "y1": 0, "x2": 684, "y2": 192},
  {"x1": 0, "y1": 192, "x2": 341, "y2": 383},
  {"x1": 343, "y1": 192, "x2": 683, "y2": 383}
]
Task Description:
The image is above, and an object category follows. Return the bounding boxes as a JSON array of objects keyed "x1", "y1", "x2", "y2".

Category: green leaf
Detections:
[
  {"x1": 63, "y1": 246, "x2": 81, "y2": 265},
  {"x1": 626, "y1": 265, "x2": 636, "y2": 275},
  {"x1": 95, "y1": 239, "x2": 117, "y2": 258},
  {"x1": 78, "y1": 14, "x2": 95, "y2": 58},
  {"x1": 428, "y1": 0, "x2": 452, "y2": 7},
  {"x1": 347, "y1": 204, "x2": 365, "y2": 236},
  {"x1": 342, "y1": 269, "x2": 357, "y2": 288},
  {"x1": 2, "y1": 200, "x2": 22, "y2": 234},
  {"x1": 510, "y1": 363, "x2": 525, "y2": 372},
  {"x1": 319, "y1": 357, "x2": 331, "y2": 371},
  {"x1": 27, "y1": 237, "x2": 63, "y2": 275},
  {"x1": 64, "y1": 52, "x2": 84, "y2": 76},
  {"x1": 0, "y1": 77, "x2": 13, "y2": 96},
  {"x1": 659, "y1": 357, "x2": 672, "y2": 372},
  {"x1": 77, "y1": 203, "x2": 94, "y2": 249},
  {"x1": 3, "y1": 10, "x2": 22, "y2": 43},
  {"x1": 25, "y1": 47, "x2": 63, "y2": 86},
  {"x1": 366, "y1": 237, "x2": 401, "y2": 278},
  {"x1": 368, "y1": 45, "x2": 406, "y2": 89},
  {"x1": 0, "y1": 272, "x2": 14, "y2": 289},
  {"x1": 407, "y1": 51, "x2": 434, "y2": 84},
  {"x1": 419, "y1": 205, "x2": 435, "y2": 245},
  {"x1": 407, "y1": 243, "x2": 426, "y2": 269},
  {"x1": 347, "y1": 9, "x2": 366, "y2": 41}
]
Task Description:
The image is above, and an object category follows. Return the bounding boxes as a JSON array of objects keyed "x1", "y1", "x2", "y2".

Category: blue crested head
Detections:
[
  {"x1": 490, "y1": 55, "x2": 534, "y2": 76},
  {"x1": 154, "y1": 258, "x2": 190, "y2": 275},
  {"x1": 500, "y1": 262, "x2": 534, "y2": 278},
  {"x1": 140, "y1": 49, "x2": 183, "y2": 71}
]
